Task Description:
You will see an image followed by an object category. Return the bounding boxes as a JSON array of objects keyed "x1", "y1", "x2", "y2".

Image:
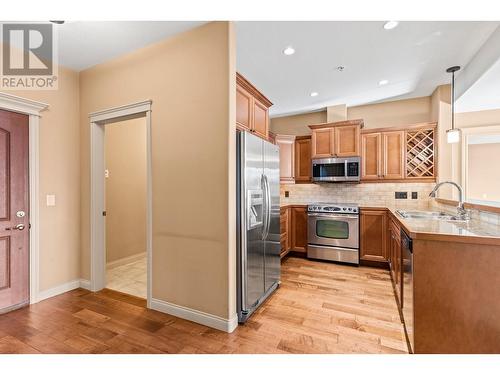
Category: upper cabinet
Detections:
[
  {"x1": 405, "y1": 127, "x2": 436, "y2": 179},
  {"x1": 275, "y1": 135, "x2": 312, "y2": 185},
  {"x1": 335, "y1": 124, "x2": 361, "y2": 157},
  {"x1": 295, "y1": 136, "x2": 312, "y2": 183},
  {"x1": 236, "y1": 73, "x2": 273, "y2": 141},
  {"x1": 236, "y1": 84, "x2": 252, "y2": 130},
  {"x1": 361, "y1": 122, "x2": 437, "y2": 182},
  {"x1": 382, "y1": 131, "x2": 405, "y2": 180},
  {"x1": 361, "y1": 132, "x2": 382, "y2": 180},
  {"x1": 311, "y1": 128, "x2": 334, "y2": 158},
  {"x1": 276, "y1": 135, "x2": 296, "y2": 184},
  {"x1": 309, "y1": 120, "x2": 363, "y2": 159}
]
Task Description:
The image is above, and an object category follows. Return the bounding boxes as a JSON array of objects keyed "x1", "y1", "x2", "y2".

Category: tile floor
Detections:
[{"x1": 106, "y1": 255, "x2": 147, "y2": 298}]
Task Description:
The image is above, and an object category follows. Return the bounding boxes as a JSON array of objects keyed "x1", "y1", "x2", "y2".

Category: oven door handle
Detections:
[{"x1": 307, "y1": 213, "x2": 359, "y2": 220}]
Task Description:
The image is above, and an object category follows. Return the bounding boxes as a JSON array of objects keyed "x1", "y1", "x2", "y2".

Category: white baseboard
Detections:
[
  {"x1": 35, "y1": 279, "x2": 92, "y2": 303},
  {"x1": 79, "y1": 279, "x2": 91, "y2": 290},
  {"x1": 106, "y1": 252, "x2": 146, "y2": 270},
  {"x1": 36, "y1": 279, "x2": 82, "y2": 302},
  {"x1": 150, "y1": 298, "x2": 238, "y2": 333}
]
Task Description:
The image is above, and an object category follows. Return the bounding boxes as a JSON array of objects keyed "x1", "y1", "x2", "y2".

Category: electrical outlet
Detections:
[
  {"x1": 412, "y1": 192, "x2": 418, "y2": 199},
  {"x1": 395, "y1": 192, "x2": 408, "y2": 199},
  {"x1": 284, "y1": 191, "x2": 290, "y2": 198}
]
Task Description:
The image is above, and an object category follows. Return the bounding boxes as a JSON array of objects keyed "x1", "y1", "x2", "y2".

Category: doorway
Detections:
[
  {"x1": 89, "y1": 101, "x2": 152, "y2": 306},
  {"x1": 104, "y1": 117, "x2": 147, "y2": 298}
]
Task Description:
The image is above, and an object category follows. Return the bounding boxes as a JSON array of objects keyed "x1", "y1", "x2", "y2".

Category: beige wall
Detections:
[
  {"x1": 456, "y1": 108, "x2": 500, "y2": 128},
  {"x1": 105, "y1": 117, "x2": 147, "y2": 263},
  {"x1": 270, "y1": 110, "x2": 326, "y2": 135},
  {"x1": 348, "y1": 96, "x2": 431, "y2": 129},
  {"x1": 467, "y1": 143, "x2": 500, "y2": 202},
  {"x1": 270, "y1": 96, "x2": 432, "y2": 135},
  {"x1": 0, "y1": 67, "x2": 81, "y2": 292},
  {"x1": 79, "y1": 22, "x2": 236, "y2": 321}
]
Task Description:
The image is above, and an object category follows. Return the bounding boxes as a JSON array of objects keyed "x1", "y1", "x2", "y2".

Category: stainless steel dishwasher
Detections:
[{"x1": 401, "y1": 229, "x2": 413, "y2": 353}]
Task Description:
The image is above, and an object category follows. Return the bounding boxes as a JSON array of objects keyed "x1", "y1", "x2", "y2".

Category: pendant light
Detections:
[{"x1": 446, "y1": 66, "x2": 461, "y2": 144}]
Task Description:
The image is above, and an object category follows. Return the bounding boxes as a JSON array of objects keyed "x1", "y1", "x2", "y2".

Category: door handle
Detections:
[
  {"x1": 262, "y1": 174, "x2": 271, "y2": 240},
  {"x1": 261, "y1": 174, "x2": 268, "y2": 240},
  {"x1": 5, "y1": 224, "x2": 25, "y2": 231}
]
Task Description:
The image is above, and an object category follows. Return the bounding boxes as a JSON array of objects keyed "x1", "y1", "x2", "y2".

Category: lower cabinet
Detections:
[
  {"x1": 280, "y1": 207, "x2": 290, "y2": 258},
  {"x1": 280, "y1": 206, "x2": 308, "y2": 257},
  {"x1": 360, "y1": 209, "x2": 388, "y2": 262},
  {"x1": 388, "y1": 215, "x2": 402, "y2": 306},
  {"x1": 290, "y1": 206, "x2": 308, "y2": 253},
  {"x1": 360, "y1": 209, "x2": 402, "y2": 306}
]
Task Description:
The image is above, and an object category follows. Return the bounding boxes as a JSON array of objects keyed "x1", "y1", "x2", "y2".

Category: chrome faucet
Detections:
[{"x1": 429, "y1": 181, "x2": 470, "y2": 220}]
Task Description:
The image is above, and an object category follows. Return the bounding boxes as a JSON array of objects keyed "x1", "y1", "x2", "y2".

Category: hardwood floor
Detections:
[{"x1": 0, "y1": 257, "x2": 408, "y2": 354}]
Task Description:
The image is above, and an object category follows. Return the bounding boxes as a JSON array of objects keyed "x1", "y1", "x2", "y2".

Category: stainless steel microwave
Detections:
[{"x1": 312, "y1": 156, "x2": 360, "y2": 183}]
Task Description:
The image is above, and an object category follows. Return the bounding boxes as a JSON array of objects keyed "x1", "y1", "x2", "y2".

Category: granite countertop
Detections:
[
  {"x1": 384, "y1": 207, "x2": 500, "y2": 245},
  {"x1": 280, "y1": 200, "x2": 500, "y2": 245}
]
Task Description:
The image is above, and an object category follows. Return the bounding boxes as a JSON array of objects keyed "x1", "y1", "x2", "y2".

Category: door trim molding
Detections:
[
  {"x1": 0, "y1": 92, "x2": 48, "y2": 305},
  {"x1": 89, "y1": 100, "x2": 153, "y2": 308}
]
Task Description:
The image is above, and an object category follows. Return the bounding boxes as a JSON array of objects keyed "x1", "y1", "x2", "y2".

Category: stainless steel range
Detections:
[{"x1": 307, "y1": 203, "x2": 359, "y2": 265}]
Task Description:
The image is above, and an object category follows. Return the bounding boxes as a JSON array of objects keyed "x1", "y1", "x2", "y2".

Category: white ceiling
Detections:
[
  {"x1": 235, "y1": 21, "x2": 500, "y2": 117},
  {"x1": 456, "y1": 57, "x2": 500, "y2": 113},
  {"x1": 56, "y1": 21, "x2": 205, "y2": 71}
]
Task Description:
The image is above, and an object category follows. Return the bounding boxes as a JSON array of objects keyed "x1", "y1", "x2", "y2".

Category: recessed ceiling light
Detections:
[
  {"x1": 383, "y1": 21, "x2": 399, "y2": 30},
  {"x1": 378, "y1": 79, "x2": 389, "y2": 86},
  {"x1": 283, "y1": 46, "x2": 295, "y2": 56},
  {"x1": 310, "y1": 92, "x2": 319, "y2": 97},
  {"x1": 336, "y1": 66, "x2": 345, "y2": 72}
]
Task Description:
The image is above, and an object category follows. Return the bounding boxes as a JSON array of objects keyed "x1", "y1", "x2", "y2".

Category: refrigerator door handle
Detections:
[
  {"x1": 261, "y1": 174, "x2": 268, "y2": 240},
  {"x1": 264, "y1": 174, "x2": 271, "y2": 240}
]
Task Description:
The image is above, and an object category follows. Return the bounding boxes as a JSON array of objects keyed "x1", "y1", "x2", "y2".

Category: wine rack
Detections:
[{"x1": 406, "y1": 128, "x2": 435, "y2": 178}]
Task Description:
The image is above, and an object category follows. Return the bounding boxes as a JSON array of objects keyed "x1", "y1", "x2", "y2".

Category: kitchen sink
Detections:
[{"x1": 396, "y1": 210, "x2": 468, "y2": 221}]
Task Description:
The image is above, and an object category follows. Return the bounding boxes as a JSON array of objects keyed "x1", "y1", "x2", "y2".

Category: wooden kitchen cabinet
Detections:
[
  {"x1": 309, "y1": 120, "x2": 363, "y2": 159},
  {"x1": 252, "y1": 99, "x2": 269, "y2": 139},
  {"x1": 281, "y1": 206, "x2": 308, "y2": 256},
  {"x1": 361, "y1": 131, "x2": 404, "y2": 180},
  {"x1": 388, "y1": 215, "x2": 402, "y2": 307},
  {"x1": 361, "y1": 123, "x2": 436, "y2": 182},
  {"x1": 294, "y1": 136, "x2": 312, "y2": 183},
  {"x1": 361, "y1": 133, "x2": 382, "y2": 180},
  {"x1": 383, "y1": 131, "x2": 405, "y2": 179},
  {"x1": 360, "y1": 209, "x2": 387, "y2": 262},
  {"x1": 236, "y1": 73, "x2": 273, "y2": 140},
  {"x1": 276, "y1": 135, "x2": 296, "y2": 184},
  {"x1": 236, "y1": 84, "x2": 252, "y2": 131},
  {"x1": 335, "y1": 124, "x2": 361, "y2": 157},
  {"x1": 311, "y1": 128, "x2": 333, "y2": 158},
  {"x1": 290, "y1": 206, "x2": 308, "y2": 253},
  {"x1": 280, "y1": 207, "x2": 291, "y2": 258}
]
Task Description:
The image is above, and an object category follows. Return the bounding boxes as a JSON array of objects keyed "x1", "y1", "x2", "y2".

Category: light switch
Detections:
[
  {"x1": 46, "y1": 194, "x2": 56, "y2": 207},
  {"x1": 105, "y1": 169, "x2": 109, "y2": 178}
]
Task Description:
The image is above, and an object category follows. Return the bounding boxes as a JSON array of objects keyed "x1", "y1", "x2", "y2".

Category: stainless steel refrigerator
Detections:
[{"x1": 237, "y1": 131, "x2": 280, "y2": 323}]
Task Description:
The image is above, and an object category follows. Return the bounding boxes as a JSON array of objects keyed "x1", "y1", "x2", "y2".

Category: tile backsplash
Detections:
[{"x1": 280, "y1": 182, "x2": 435, "y2": 209}]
